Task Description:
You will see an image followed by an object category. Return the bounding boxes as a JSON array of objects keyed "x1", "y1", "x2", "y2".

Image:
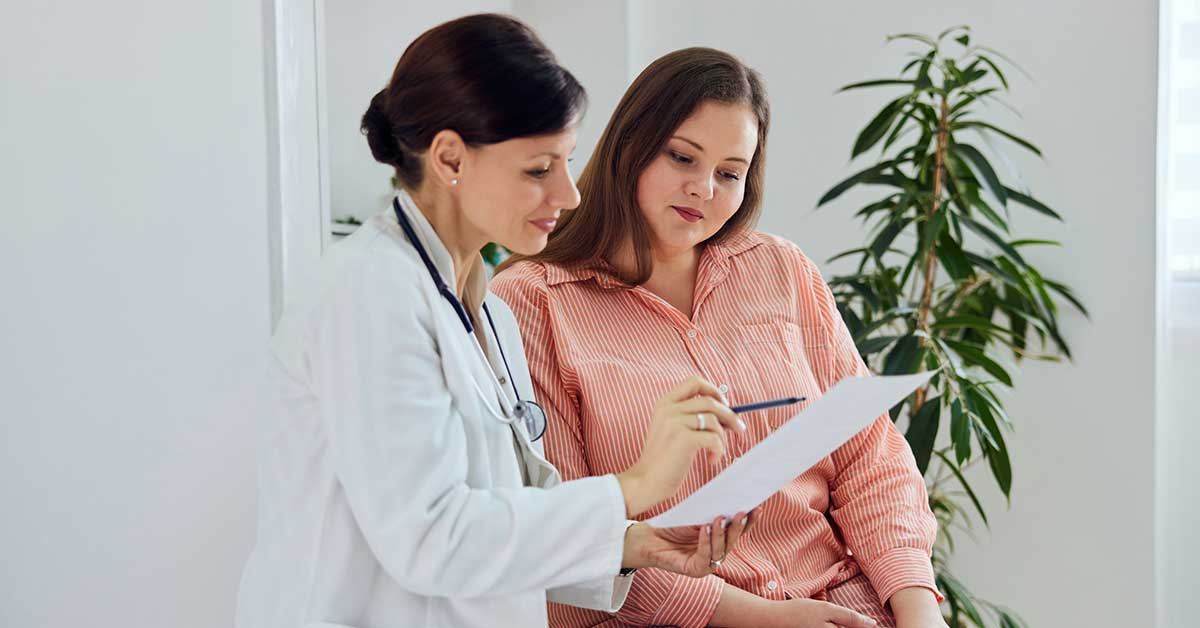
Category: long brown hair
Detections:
[{"x1": 500, "y1": 47, "x2": 769, "y2": 284}]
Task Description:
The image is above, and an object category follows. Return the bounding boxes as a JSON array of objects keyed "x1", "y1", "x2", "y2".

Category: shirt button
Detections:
[
  {"x1": 766, "y1": 580, "x2": 778, "y2": 591},
  {"x1": 718, "y1": 383, "x2": 729, "y2": 394},
  {"x1": 686, "y1": 329, "x2": 697, "y2": 339},
  {"x1": 498, "y1": 376, "x2": 508, "y2": 386}
]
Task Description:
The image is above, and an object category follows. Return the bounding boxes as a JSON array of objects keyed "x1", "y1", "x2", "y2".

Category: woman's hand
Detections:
[
  {"x1": 622, "y1": 510, "x2": 758, "y2": 577},
  {"x1": 755, "y1": 598, "x2": 879, "y2": 628},
  {"x1": 616, "y1": 376, "x2": 745, "y2": 516}
]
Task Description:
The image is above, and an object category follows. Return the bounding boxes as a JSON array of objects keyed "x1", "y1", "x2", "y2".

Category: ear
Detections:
[{"x1": 427, "y1": 129, "x2": 467, "y2": 187}]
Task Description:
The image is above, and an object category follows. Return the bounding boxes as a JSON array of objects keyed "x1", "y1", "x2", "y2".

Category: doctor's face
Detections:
[
  {"x1": 457, "y1": 127, "x2": 581, "y2": 256},
  {"x1": 635, "y1": 101, "x2": 758, "y2": 258}
]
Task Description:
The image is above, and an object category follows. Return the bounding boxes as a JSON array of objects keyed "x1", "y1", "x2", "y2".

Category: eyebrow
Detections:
[
  {"x1": 528, "y1": 144, "x2": 579, "y2": 160},
  {"x1": 671, "y1": 135, "x2": 750, "y2": 165}
]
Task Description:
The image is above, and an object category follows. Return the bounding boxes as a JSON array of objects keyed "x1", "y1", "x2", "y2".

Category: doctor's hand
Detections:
[
  {"x1": 621, "y1": 511, "x2": 758, "y2": 577},
  {"x1": 615, "y1": 376, "x2": 744, "y2": 517}
]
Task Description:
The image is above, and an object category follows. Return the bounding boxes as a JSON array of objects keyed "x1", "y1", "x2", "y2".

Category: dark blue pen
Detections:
[{"x1": 729, "y1": 396, "x2": 807, "y2": 414}]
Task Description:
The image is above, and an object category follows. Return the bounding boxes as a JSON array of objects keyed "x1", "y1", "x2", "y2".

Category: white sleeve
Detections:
[{"x1": 309, "y1": 255, "x2": 627, "y2": 599}]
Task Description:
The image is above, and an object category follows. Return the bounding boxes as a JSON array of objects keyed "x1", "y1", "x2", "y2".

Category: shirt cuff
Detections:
[{"x1": 857, "y1": 546, "x2": 944, "y2": 606}]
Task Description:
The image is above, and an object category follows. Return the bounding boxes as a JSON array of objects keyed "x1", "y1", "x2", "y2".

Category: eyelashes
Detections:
[{"x1": 668, "y1": 150, "x2": 741, "y2": 181}]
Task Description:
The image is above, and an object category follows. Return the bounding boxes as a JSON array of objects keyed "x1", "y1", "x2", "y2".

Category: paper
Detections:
[{"x1": 646, "y1": 372, "x2": 935, "y2": 528}]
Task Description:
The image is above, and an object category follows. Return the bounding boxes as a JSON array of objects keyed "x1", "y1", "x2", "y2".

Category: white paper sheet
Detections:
[{"x1": 646, "y1": 372, "x2": 935, "y2": 528}]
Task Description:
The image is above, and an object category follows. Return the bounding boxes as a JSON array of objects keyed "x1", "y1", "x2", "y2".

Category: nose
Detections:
[
  {"x1": 684, "y1": 173, "x2": 714, "y2": 202},
  {"x1": 549, "y1": 165, "x2": 581, "y2": 210}
]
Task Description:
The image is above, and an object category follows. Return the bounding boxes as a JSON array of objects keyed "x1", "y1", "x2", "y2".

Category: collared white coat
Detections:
[{"x1": 236, "y1": 191, "x2": 632, "y2": 628}]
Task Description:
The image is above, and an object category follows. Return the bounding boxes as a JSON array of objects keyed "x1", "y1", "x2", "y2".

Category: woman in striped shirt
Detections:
[{"x1": 491, "y1": 48, "x2": 946, "y2": 628}]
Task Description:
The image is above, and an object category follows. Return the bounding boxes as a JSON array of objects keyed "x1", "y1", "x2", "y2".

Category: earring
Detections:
[{"x1": 451, "y1": 178, "x2": 459, "y2": 186}]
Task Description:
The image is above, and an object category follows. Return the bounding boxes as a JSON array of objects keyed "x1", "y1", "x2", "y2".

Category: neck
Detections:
[
  {"x1": 648, "y1": 244, "x2": 701, "y2": 282},
  {"x1": 408, "y1": 186, "x2": 485, "y2": 297}
]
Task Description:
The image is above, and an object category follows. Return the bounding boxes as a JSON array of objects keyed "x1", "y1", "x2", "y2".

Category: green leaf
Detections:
[
  {"x1": 869, "y1": 215, "x2": 910, "y2": 260},
  {"x1": 932, "y1": 315, "x2": 1014, "y2": 339},
  {"x1": 905, "y1": 396, "x2": 941, "y2": 474},
  {"x1": 966, "y1": 388, "x2": 1013, "y2": 497},
  {"x1": 950, "y1": 398, "x2": 972, "y2": 463},
  {"x1": 1005, "y1": 187, "x2": 1063, "y2": 221},
  {"x1": 837, "y1": 79, "x2": 916, "y2": 92},
  {"x1": 960, "y1": 215, "x2": 1027, "y2": 268},
  {"x1": 817, "y1": 160, "x2": 898, "y2": 206},
  {"x1": 977, "y1": 54, "x2": 1010, "y2": 90},
  {"x1": 953, "y1": 143, "x2": 1009, "y2": 206},
  {"x1": 935, "y1": 231, "x2": 974, "y2": 281},
  {"x1": 883, "y1": 334, "x2": 926, "y2": 375},
  {"x1": 1045, "y1": 279, "x2": 1090, "y2": 317},
  {"x1": 957, "y1": 120, "x2": 1043, "y2": 157},
  {"x1": 853, "y1": 97, "x2": 907, "y2": 158},
  {"x1": 943, "y1": 338, "x2": 1014, "y2": 387},
  {"x1": 886, "y1": 32, "x2": 938, "y2": 47},
  {"x1": 955, "y1": 34, "x2": 971, "y2": 46},
  {"x1": 1011, "y1": 239, "x2": 1062, "y2": 248},
  {"x1": 857, "y1": 334, "x2": 899, "y2": 356},
  {"x1": 935, "y1": 450, "x2": 987, "y2": 526},
  {"x1": 938, "y1": 24, "x2": 970, "y2": 40}
]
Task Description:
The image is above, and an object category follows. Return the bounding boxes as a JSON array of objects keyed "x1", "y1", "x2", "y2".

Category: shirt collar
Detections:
[{"x1": 392, "y1": 189, "x2": 488, "y2": 313}]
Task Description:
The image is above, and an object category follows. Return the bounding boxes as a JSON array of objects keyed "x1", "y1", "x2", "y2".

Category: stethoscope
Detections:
[{"x1": 393, "y1": 197, "x2": 547, "y2": 441}]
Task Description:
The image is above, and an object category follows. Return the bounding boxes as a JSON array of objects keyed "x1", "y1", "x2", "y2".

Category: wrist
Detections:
[
  {"x1": 615, "y1": 469, "x2": 649, "y2": 517},
  {"x1": 889, "y1": 586, "x2": 941, "y2": 623},
  {"x1": 619, "y1": 522, "x2": 653, "y2": 570}
]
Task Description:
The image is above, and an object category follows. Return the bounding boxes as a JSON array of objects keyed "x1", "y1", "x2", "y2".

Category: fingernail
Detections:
[
  {"x1": 741, "y1": 515, "x2": 749, "y2": 526},
  {"x1": 722, "y1": 518, "x2": 731, "y2": 529},
  {"x1": 704, "y1": 525, "x2": 711, "y2": 534},
  {"x1": 736, "y1": 418, "x2": 747, "y2": 432}
]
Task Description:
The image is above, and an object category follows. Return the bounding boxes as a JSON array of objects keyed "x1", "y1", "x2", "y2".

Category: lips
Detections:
[
  {"x1": 529, "y1": 217, "x2": 558, "y2": 233},
  {"x1": 672, "y1": 205, "x2": 704, "y2": 223}
]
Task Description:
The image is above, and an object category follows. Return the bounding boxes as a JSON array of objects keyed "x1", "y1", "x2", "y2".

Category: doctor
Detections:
[{"x1": 236, "y1": 14, "x2": 754, "y2": 628}]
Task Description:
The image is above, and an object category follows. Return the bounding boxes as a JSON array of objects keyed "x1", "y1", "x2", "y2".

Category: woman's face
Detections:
[
  {"x1": 635, "y1": 101, "x2": 758, "y2": 258},
  {"x1": 457, "y1": 128, "x2": 580, "y2": 256}
]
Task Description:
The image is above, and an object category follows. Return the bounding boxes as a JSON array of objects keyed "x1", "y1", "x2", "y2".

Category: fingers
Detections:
[
  {"x1": 691, "y1": 429, "x2": 726, "y2": 465},
  {"x1": 696, "y1": 522, "x2": 713, "y2": 572},
  {"x1": 722, "y1": 510, "x2": 749, "y2": 551},
  {"x1": 709, "y1": 515, "x2": 728, "y2": 565},
  {"x1": 823, "y1": 602, "x2": 878, "y2": 628},
  {"x1": 677, "y1": 396, "x2": 744, "y2": 432},
  {"x1": 664, "y1": 376, "x2": 726, "y2": 405}
]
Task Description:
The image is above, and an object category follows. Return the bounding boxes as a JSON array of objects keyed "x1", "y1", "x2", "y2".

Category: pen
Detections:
[{"x1": 729, "y1": 396, "x2": 807, "y2": 414}]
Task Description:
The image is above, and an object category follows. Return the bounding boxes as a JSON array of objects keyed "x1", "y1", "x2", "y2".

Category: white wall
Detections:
[
  {"x1": 323, "y1": 0, "x2": 512, "y2": 223},
  {"x1": 620, "y1": 2, "x2": 1159, "y2": 627},
  {"x1": 0, "y1": 2, "x2": 270, "y2": 626}
]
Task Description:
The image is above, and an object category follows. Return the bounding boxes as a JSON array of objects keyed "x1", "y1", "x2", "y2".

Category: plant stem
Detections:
[{"x1": 912, "y1": 95, "x2": 951, "y2": 414}]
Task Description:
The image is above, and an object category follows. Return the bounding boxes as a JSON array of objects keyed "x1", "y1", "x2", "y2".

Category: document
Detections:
[{"x1": 647, "y1": 372, "x2": 935, "y2": 528}]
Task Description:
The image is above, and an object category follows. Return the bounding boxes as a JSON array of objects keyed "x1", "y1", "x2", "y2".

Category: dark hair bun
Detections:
[
  {"x1": 360, "y1": 14, "x2": 586, "y2": 189},
  {"x1": 361, "y1": 90, "x2": 403, "y2": 169}
]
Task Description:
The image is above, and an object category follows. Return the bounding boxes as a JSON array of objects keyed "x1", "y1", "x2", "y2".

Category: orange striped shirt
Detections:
[{"x1": 491, "y1": 229, "x2": 939, "y2": 628}]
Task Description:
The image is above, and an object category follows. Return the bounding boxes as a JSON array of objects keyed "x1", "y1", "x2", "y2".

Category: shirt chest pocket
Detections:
[{"x1": 735, "y1": 321, "x2": 829, "y2": 416}]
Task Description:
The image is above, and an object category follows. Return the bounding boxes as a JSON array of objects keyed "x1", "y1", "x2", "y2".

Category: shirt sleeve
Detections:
[
  {"x1": 307, "y1": 254, "x2": 628, "y2": 599},
  {"x1": 795, "y1": 250, "x2": 943, "y2": 606},
  {"x1": 492, "y1": 265, "x2": 726, "y2": 627}
]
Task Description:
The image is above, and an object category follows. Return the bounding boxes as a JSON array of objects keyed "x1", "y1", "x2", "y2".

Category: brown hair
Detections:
[
  {"x1": 360, "y1": 14, "x2": 586, "y2": 189},
  {"x1": 500, "y1": 47, "x2": 769, "y2": 284}
]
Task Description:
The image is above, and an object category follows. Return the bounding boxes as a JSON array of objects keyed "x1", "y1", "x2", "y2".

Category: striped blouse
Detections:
[{"x1": 490, "y1": 229, "x2": 939, "y2": 628}]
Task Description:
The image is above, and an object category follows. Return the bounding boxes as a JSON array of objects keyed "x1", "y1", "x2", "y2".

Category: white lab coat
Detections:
[{"x1": 236, "y1": 190, "x2": 633, "y2": 628}]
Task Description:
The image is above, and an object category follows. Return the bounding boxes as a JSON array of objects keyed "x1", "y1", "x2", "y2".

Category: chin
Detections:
[{"x1": 504, "y1": 236, "x2": 549, "y2": 257}]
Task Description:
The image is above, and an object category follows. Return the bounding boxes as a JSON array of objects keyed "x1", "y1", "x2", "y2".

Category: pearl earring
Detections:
[{"x1": 451, "y1": 178, "x2": 459, "y2": 186}]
